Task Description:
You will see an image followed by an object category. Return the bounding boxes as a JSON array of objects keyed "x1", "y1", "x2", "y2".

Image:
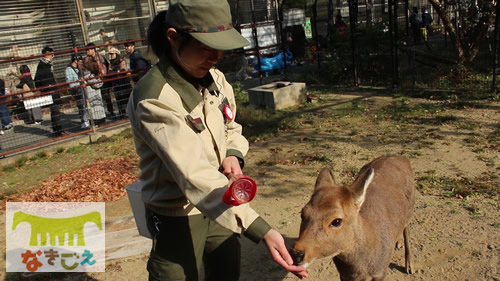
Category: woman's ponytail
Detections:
[{"x1": 147, "y1": 10, "x2": 169, "y2": 58}]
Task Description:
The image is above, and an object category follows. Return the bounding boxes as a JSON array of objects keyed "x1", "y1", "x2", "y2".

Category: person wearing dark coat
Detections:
[
  {"x1": 34, "y1": 46, "x2": 68, "y2": 137},
  {"x1": 124, "y1": 41, "x2": 150, "y2": 83},
  {"x1": 16, "y1": 65, "x2": 43, "y2": 124}
]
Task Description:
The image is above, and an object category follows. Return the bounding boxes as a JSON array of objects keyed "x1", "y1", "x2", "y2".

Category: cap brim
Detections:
[{"x1": 190, "y1": 29, "x2": 250, "y2": 51}]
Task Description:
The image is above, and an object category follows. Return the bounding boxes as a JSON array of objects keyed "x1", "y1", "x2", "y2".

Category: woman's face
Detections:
[{"x1": 167, "y1": 28, "x2": 223, "y2": 78}]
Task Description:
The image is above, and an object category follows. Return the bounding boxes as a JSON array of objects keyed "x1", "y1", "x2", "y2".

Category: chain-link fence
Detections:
[{"x1": 0, "y1": 0, "x2": 498, "y2": 158}]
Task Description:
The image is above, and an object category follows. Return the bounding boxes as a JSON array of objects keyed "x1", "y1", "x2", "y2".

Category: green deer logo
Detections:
[{"x1": 12, "y1": 211, "x2": 103, "y2": 246}]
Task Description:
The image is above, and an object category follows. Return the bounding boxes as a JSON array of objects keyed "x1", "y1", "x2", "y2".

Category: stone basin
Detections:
[{"x1": 247, "y1": 81, "x2": 307, "y2": 110}]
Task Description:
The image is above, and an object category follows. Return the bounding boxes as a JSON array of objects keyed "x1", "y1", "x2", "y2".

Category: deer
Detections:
[{"x1": 290, "y1": 155, "x2": 415, "y2": 281}]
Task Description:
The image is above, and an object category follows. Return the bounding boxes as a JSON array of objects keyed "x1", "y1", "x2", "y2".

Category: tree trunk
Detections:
[{"x1": 427, "y1": 0, "x2": 495, "y2": 64}]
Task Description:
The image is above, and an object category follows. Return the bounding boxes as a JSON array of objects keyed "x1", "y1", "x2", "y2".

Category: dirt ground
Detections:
[{"x1": 2, "y1": 91, "x2": 499, "y2": 281}]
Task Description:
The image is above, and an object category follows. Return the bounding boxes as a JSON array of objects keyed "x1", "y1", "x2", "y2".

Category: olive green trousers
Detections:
[{"x1": 147, "y1": 212, "x2": 241, "y2": 281}]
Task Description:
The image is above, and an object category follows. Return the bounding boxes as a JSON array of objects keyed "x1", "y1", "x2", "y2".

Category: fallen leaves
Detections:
[{"x1": 6, "y1": 157, "x2": 138, "y2": 203}]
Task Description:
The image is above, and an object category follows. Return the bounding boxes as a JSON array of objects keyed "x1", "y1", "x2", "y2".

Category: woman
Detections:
[
  {"x1": 65, "y1": 54, "x2": 89, "y2": 129},
  {"x1": 16, "y1": 65, "x2": 43, "y2": 124},
  {"x1": 127, "y1": 1, "x2": 308, "y2": 280},
  {"x1": 107, "y1": 47, "x2": 132, "y2": 118},
  {"x1": 83, "y1": 61, "x2": 106, "y2": 127}
]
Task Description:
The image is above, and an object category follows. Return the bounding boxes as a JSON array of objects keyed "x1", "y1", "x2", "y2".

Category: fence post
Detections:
[
  {"x1": 75, "y1": 0, "x2": 90, "y2": 45},
  {"x1": 388, "y1": 0, "x2": 399, "y2": 89},
  {"x1": 313, "y1": 0, "x2": 321, "y2": 69},
  {"x1": 409, "y1": 48, "x2": 416, "y2": 89},
  {"x1": 404, "y1": 0, "x2": 409, "y2": 36},
  {"x1": 348, "y1": 0, "x2": 359, "y2": 86},
  {"x1": 492, "y1": 0, "x2": 500, "y2": 91},
  {"x1": 250, "y1": 0, "x2": 263, "y2": 85},
  {"x1": 278, "y1": 0, "x2": 288, "y2": 80}
]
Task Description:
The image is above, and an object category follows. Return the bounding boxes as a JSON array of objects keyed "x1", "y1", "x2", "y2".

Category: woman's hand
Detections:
[
  {"x1": 221, "y1": 156, "x2": 242, "y2": 177},
  {"x1": 263, "y1": 229, "x2": 309, "y2": 279}
]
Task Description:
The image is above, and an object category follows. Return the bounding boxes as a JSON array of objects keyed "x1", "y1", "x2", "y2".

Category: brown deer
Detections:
[{"x1": 290, "y1": 155, "x2": 415, "y2": 281}]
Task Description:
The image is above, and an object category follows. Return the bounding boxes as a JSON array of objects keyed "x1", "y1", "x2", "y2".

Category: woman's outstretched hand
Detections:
[{"x1": 263, "y1": 229, "x2": 309, "y2": 279}]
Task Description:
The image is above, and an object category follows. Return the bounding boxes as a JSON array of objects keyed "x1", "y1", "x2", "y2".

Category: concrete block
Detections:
[{"x1": 248, "y1": 81, "x2": 307, "y2": 110}]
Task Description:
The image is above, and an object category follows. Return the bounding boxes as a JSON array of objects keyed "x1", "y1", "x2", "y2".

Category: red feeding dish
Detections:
[{"x1": 223, "y1": 174, "x2": 257, "y2": 206}]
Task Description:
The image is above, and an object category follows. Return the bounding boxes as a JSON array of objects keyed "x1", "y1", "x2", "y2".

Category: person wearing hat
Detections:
[
  {"x1": 107, "y1": 47, "x2": 131, "y2": 118},
  {"x1": 65, "y1": 54, "x2": 89, "y2": 129},
  {"x1": 84, "y1": 42, "x2": 107, "y2": 76},
  {"x1": 34, "y1": 46, "x2": 68, "y2": 137},
  {"x1": 85, "y1": 42, "x2": 115, "y2": 117},
  {"x1": 127, "y1": 1, "x2": 309, "y2": 280},
  {"x1": 124, "y1": 41, "x2": 150, "y2": 83}
]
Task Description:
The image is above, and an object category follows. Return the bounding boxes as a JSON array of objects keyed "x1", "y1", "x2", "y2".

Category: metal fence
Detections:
[
  {"x1": 305, "y1": 0, "x2": 498, "y2": 91},
  {"x1": 0, "y1": 0, "x2": 498, "y2": 158}
]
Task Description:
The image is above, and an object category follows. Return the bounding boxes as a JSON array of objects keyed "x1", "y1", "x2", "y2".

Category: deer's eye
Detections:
[{"x1": 330, "y1": 218, "x2": 342, "y2": 227}]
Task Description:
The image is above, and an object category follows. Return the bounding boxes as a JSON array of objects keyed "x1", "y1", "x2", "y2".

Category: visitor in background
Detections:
[
  {"x1": 107, "y1": 47, "x2": 132, "y2": 118},
  {"x1": 16, "y1": 65, "x2": 43, "y2": 125},
  {"x1": 35, "y1": 46, "x2": 67, "y2": 137},
  {"x1": 65, "y1": 54, "x2": 89, "y2": 129}
]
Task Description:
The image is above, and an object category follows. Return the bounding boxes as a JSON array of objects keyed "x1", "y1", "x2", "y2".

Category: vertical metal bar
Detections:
[
  {"x1": 492, "y1": 0, "x2": 500, "y2": 91},
  {"x1": 388, "y1": 0, "x2": 396, "y2": 88},
  {"x1": 250, "y1": 0, "x2": 263, "y2": 85},
  {"x1": 278, "y1": 0, "x2": 288, "y2": 80},
  {"x1": 328, "y1": 0, "x2": 334, "y2": 34},
  {"x1": 348, "y1": 0, "x2": 359, "y2": 86},
  {"x1": 75, "y1": 0, "x2": 89, "y2": 45},
  {"x1": 135, "y1": 0, "x2": 146, "y2": 38},
  {"x1": 393, "y1": 0, "x2": 399, "y2": 88},
  {"x1": 444, "y1": 0, "x2": 448, "y2": 48},
  {"x1": 148, "y1": 0, "x2": 157, "y2": 19},
  {"x1": 404, "y1": 0, "x2": 409, "y2": 35},
  {"x1": 313, "y1": 0, "x2": 320, "y2": 68}
]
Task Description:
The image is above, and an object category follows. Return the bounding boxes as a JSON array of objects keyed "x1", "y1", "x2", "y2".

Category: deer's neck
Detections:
[{"x1": 339, "y1": 216, "x2": 378, "y2": 262}]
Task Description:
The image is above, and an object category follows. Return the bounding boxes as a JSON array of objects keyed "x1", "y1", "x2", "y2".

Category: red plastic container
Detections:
[{"x1": 223, "y1": 174, "x2": 257, "y2": 206}]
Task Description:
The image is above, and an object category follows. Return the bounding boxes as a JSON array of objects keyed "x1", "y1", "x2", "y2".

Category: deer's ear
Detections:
[
  {"x1": 314, "y1": 168, "x2": 336, "y2": 191},
  {"x1": 351, "y1": 168, "x2": 375, "y2": 208}
]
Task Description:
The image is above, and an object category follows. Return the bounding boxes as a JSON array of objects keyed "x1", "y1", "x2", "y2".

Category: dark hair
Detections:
[
  {"x1": 71, "y1": 54, "x2": 82, "y2": 62},
  {"x1": 84, "y1": 61, "x2": 99, "y2": 76},
  {"x1": 0, "y1": 79, "x2": 4, "y2": 95},
  {"x1": 86, "y1": 42, "x2": 96, "y2": 49},
  {"x1": 147, "y1": 10, "x2": 191, "y2": 58},
  {"x1": 124, "y1": 41, "x2": 135, "y2": 47},
  {"x1": 19, "y1": 65, "x2": 30, "y2": 74},
  {"x1": 42, "y1": 46, "x2": 54, "y2": 54}
]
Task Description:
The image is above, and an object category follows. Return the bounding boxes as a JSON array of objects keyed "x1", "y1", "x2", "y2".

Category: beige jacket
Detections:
[{"x1": 128, "y1": 59, "x2": 270, "y2": 242}]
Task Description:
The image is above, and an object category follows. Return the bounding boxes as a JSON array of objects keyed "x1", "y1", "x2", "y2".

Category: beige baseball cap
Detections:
[{"x1": 108, "y1": 47, "x2": 120, "y2": 54}]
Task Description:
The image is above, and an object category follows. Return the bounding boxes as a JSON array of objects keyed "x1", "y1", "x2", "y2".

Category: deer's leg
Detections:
[{"x1": 403, "y1": 226, "x2": 413, "y2": 274}]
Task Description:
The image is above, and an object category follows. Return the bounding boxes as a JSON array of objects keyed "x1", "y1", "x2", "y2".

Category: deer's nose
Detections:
[{"x1": 289, "y1": 248, "x2": 305, "y2": 265}]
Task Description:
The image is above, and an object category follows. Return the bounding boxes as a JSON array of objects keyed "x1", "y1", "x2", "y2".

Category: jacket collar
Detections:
[
  {"x1": 157, "y1": 56, "x2": 218, "y2": 112},
  {"x1": 40, "y1": 57, "x2": 52, "y2": 65}
]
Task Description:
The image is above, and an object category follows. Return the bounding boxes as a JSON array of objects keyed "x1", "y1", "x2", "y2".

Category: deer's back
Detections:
[{"x1": 358, "y1": 156, "x2": 415, "y2": 238}]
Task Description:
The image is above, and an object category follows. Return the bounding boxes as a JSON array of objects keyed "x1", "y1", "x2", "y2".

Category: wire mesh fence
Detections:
[{"x1": 0, "y1": 0, "x2": 498, "y2": 158}]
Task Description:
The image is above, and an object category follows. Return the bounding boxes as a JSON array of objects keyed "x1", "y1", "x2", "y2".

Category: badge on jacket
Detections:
[
  {"x1": 219, "y1": 98, "x2": 233, "y2": 121},
  {"x1": 186, "y1": 114, "x2": 205, "y2": 133}
]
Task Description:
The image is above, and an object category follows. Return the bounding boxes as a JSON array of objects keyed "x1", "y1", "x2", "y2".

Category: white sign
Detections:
[{"x1": 23, "y1": 95, "x2": 53, "y2": 110}]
